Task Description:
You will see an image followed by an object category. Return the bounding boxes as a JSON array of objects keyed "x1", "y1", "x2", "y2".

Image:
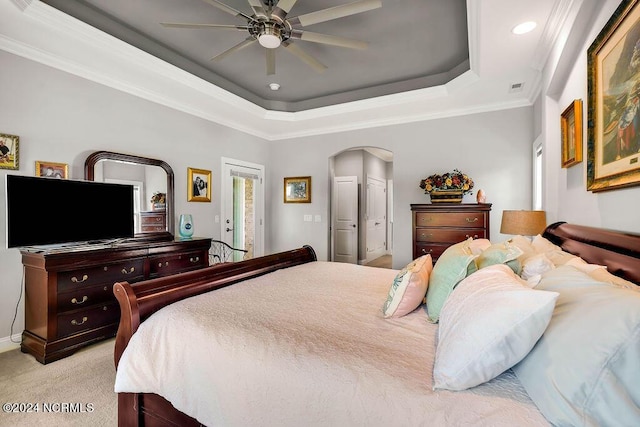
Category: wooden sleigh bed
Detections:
[{"x1": 112, "y1": 222, "x2": 640, "y2": 427}]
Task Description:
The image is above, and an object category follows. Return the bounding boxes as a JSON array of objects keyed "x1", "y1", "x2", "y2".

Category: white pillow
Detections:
[
  {"x1": 531, "y1": 235, "x2": 577, "y2": 266},
  {"x1": 520, "y1": 253, "x2": 555, "y2": 281},
  {"x1": 565, "y1": 257, "x2": 639, "y2": 291},
  {"x1": 382, "y1": 254, "x2": 433, "y2": 318},
  {"x1": 433, "y1": 264, "x2": 559, "y2": 391}
]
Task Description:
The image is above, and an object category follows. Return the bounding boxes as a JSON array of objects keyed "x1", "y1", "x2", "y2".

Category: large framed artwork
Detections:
[
  {"x1": 587, "y1": 0, "x2": 640, "y2": 191},
  {"x1": 187, "y1": 167, "x2": 212, "y2": 202},
  {"x1": 561, "y1": 99, "x2": 583, "y2": 168},
  {"x1": 284, "y1": 176, "x2": 311, "y2": 203},
  {"x1": 0, "y1": 133, "x2": 19, "y2": 170}
]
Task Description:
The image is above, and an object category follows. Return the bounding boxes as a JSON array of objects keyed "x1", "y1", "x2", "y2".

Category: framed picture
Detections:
[
  {"x1": 587, "y1": 0, "x2": 640, "y2": 191},
  {"x1": 187, "y1": 167, "x2": 211, "y2": 202},
  {"x1": 0, "y1": 133, "x2": 19, "y2": 170},
  {"x1": 561, "y1": 99, "x2": 583, "y2": 168},
  {"x1": 284, "y1": 176, "x2": 311, "y2": 203},
  {"x1": 35, "y1": 161, "x2": 68, "y2": 179}
]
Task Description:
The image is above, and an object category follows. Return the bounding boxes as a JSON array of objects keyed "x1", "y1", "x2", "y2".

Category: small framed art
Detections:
[
  {"x1": 284, "y1": 176, "x2": 311, "y2": 203},
  {"x1": 187, "y1": 167, "x2": 212, "y2": 202},
  {"x1": 35, "y1": 161, "x2": 68, "y2": 178},
  {"x1": 0, "y1": 133, "x2": 19, "y2": 170},
  {"x1": 561, "y1": 99, "x2": 583, "y2": 168}
]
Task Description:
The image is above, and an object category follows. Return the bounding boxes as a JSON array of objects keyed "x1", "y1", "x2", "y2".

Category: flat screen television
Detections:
[{"x1": 6, "y1": 175, "x2": 134, "y2": 248}]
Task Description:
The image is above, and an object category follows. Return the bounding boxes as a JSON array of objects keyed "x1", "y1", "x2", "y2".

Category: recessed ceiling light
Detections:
[
  {"x1": 512, "y1": 21, "x2": 537, "y2": 35},
  {"x1": 269, "y1": 83, "x2": 280, "y2": 91}
]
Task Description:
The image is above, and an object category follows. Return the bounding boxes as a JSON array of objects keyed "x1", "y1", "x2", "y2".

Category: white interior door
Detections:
[
  {"x1": 366, "y1": 176, "x2": 386, "y2": 261},
  {"x1": 221, "y1": 158, "x2": 264, "y2": 261},
  {"x1": 332, "y1": 176, "x2": 358, "y2": 264}
]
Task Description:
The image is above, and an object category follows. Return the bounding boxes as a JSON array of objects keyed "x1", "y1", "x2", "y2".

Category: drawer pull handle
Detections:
[
  {"x1": 466, "y1": 217, "x2": 479, "y2": 223},
  {"x1": 421, "y1": 248, "x2": 433, "y2": 254},
  {"x1": 71, "y1": 296, "x2": 88, "y2": 305},
  {"x1": 121, "y1": 267, "x2": 135, "y2": 274},
  {"x1": 71, "y1": 317, "x2": 88, "y2": 326},
  {"x1": 465, "y1": 234, "x2": 479, "y2": 239},
  {"x1": 420, "y1": 233, "x2": 433, "y2": 238},
  {"x1": 71, "y1": 275, "x2": 88, "y2": 283},
  {"x1": 189, "y1": 256, "x2": 200, "y2": 263},
  {"x1": 158, "y1": 262, "x2": 169, "y2": 268}
]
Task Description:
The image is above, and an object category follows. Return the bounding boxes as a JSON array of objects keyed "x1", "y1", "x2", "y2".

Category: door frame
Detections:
[{"x1": 220, "y1": 157, "x2": 265, "y2": 258}]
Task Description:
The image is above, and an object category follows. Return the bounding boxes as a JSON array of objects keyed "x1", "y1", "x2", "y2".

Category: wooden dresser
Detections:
[
  {"x1": 411, "y1": 203, "x2": 492, "y2": 261},
  {"x1": 20, "y1": 237, "x2": 211, "y2": 364},
  {"x1": 140, "y1": 210, "x2": 167, "y2": 233}
]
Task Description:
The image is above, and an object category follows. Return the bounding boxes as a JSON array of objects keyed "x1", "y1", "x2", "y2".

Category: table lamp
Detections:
[{"x1": 500, "y1": 210, "x2": 547, "y2": 237}]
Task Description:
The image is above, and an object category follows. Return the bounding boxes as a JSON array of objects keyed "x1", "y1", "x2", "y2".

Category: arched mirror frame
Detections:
[{"x1": 84, "y1": 151, "x2": 175, "y2": 241}]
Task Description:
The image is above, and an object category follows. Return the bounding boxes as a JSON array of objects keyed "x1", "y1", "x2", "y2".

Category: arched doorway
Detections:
[{"x1": 329, "y1": 147, "x2": 393, "y2": 268}]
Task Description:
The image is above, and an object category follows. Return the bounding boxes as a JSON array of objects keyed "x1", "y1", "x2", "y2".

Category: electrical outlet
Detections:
[
  {"x1": 314, "y1": 215, "x2": 321, "y2": 222},
  {"x1": 303, "y1": 214, "x2": 312, "y2": 222}
]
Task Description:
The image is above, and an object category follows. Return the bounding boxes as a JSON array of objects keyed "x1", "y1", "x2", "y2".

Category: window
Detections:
[{"x1": 533, "y1": 140, "x2": 543, "y2": 210}]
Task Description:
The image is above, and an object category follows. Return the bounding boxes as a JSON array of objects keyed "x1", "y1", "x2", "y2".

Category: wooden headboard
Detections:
[{"x1": 543, "y1": 222, "x2": 640, "y2": 285}]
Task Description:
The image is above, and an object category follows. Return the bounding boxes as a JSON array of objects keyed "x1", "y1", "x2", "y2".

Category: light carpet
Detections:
[{"x1": 0, "y1": 339, "x2": 116, "y2": 426}]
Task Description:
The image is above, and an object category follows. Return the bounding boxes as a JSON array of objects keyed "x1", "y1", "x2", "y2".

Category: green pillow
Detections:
[
  {"x1": 425, "y1": 238, "x2": 477, "y2": 323},
  {"x1": 476, "y1": 241, "x2": 523, "y2": 274}
]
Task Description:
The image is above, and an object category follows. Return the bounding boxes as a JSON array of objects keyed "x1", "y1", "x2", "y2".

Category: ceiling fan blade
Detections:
[
  {"x1": 247, "y1": 0, "x2": 268, "y2": 19},
  {"x1": 201, "y1": 0, "x2": 255, "y2": 22},
  {"x1": 290, "y1": 30, "x2": 368, "y2": 49},
  {"x1": 287, "y1": 0, "x2": 381, "y2": 27},
  {"x1": 282, "y1": 41, "x2": 327, "y2": 73},
  {"x1": 211, "y1": 37, "x2": 256, "y2": 62},
  {"x1": 161, "y1": 22, "x2": 248, "y2": 31},
  {"x1": 271, "y1": 0, "x2": 298, "y2": 22},
  {"x1": 266, "y1": 49, "x2": 276, "y2": 75}
]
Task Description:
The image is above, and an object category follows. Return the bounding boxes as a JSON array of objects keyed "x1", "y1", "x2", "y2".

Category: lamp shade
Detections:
[{"x1": 500, "y1": 210, "x2": 547, "y2": 236}]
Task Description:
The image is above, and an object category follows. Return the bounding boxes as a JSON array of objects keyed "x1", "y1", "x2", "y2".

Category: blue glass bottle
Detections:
[{"x1": 178, "y1": 214, "x2": 194, "y2": 239}]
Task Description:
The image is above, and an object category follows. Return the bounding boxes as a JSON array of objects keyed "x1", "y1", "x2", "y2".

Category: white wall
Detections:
[
  {"x1": 541, "y1": 0, "x2": 640, "y2": 232},
  {"x1": 266, "y1": 106, "x2": 535, "y2": 268},
  {"x1": 0, "y1": 51, "x2": 269, "y2": 347}
]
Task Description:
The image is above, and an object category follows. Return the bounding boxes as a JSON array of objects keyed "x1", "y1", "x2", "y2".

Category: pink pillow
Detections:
[{"x1": 382, "y1": 255, "x2": 433, "y2": 318}]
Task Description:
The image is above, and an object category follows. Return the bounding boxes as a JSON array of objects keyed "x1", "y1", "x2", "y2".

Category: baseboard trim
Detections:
[{"x1": 0, "y1": 334, "x2": 22, "y2": 354}]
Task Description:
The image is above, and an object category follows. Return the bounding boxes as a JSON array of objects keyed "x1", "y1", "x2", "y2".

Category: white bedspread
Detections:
[{"x1": 115, "y1": 261, "x2": 549, "y2": 426}]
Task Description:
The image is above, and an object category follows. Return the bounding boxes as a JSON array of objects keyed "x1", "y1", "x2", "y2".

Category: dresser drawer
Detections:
[
  {"x1": 57, "y1": 259, "x2": 145, "y2": 292},
  {"x1": 149, "y1": 250, "x2": 208, "y2": 277},
  {"x1": 57, "y1": 284, "x2": 114, "y2": 313},
  {"x1": 415, "y1": 211, "x2": 487, "y2": 228},
  {"x1": 57, "y1": 303, "x2": 119, "y2": 338},
  {"x1": 141, "y1": 213, "x2": 166, "y2": 225},
  {"x1": 414, "y1": 243, "x2": 451, "y2": 260},
  {"x1": 415, "y1": 228, "x2": 485, "y2": 243},
  {"x1": 141, "y1": 224, "x2": 166, "y2": 232}
]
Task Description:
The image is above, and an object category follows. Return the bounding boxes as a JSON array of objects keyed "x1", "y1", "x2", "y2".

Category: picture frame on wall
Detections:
[
  {"x1": 0, "y1": 132, "x2": 19, "y2": 170},
  {"x1": 561, "y1": 99, "x2": 583, "y2": 168},
  {"x1": 35, "y1": 161, "x2": 68, "y2": 179},
  {"x1": 284, "y1": 176, "x2": 311, "y2": 203},
  {"x1": 587, "y1": 0, "x2": 640, "y2": 191},
  {"x1": 187, "y1": 167, "x2": 212, "y2": 202}
]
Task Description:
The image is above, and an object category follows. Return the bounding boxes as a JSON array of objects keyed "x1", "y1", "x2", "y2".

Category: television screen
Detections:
[{"x1": 6, "y1": 175, "x2": 134, "y2": 248}]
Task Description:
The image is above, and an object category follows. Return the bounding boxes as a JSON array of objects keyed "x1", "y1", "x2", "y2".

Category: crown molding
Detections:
[
  {"x1": 1, "y1": 0, "x2": 535, "y2": 142},
  {"x1": 531, "y1": 0, "x2": 577, "y2": 70}
]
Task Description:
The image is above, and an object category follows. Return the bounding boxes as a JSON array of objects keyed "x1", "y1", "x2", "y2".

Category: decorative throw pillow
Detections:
[
  {"x1": 520, "y1": 253, "x2": 555, "y2": 281},
  {"x1": 382, "y1": 254, "x2": 433, "y2": 318},
  {"x1": 433, "y1": 265, "x2": 558, "y2": 391},
  {"x1": 468, "y1": 238, "x2": 491, "y2": 255},
  {"x1": 475, "y1": 241, "x2": 523, "y2": 274},
  {"x1": 513, "y1": 266, "x2": 640, "y2": 426},
  {"x1": 508, "y1": 235, "x2": 537, "y2": 264},
  {"x1": 425, "y1": 238, "x2": 477, "y2": 323},
  {"x1": 531, "y1": 234, "x2": 576, "y2": 266}
]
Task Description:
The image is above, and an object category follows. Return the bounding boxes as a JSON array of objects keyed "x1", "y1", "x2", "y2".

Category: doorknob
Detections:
[
  {"x1": 352, "y1": 224, "x2": 356, "y2": 228},
  {"x1": 226, "y1": 227, "x2": 234, "y2": 232}
]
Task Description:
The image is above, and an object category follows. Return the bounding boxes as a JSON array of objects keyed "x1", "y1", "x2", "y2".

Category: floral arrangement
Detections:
[
  {"x1": 419, "y1": 169, "x2": 474, "y2": 195},
  {"x1": 150, "y1": 192, "x2": 166, "y2": 204}
]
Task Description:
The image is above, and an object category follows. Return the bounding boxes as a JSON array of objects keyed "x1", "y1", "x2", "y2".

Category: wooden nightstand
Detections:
[{"x1": 411, "y1": 203, "x2": 492, "y2": 261}]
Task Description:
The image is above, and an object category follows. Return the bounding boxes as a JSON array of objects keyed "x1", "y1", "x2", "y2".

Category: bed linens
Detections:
[{"x1": 115, "y1": 261, "x2": 549, "y2": 427}]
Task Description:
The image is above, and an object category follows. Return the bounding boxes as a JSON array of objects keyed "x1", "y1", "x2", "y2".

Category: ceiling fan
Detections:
[{"x1": 160, "y1": 0, "x2": 382, "y2": 75}]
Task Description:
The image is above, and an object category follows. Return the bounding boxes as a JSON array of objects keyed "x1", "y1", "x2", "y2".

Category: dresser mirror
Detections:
[{"x1": 85, "y1": 151, "x2": 174, "y2": 240}]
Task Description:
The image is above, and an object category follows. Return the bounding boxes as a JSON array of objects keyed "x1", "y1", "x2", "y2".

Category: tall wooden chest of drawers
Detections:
[
  {"x1": 411, "y1": 203, "x2": 492, "y2": 261},
  {"x1": 20, "y1": 237, "x2": 211, "y2": 364}
]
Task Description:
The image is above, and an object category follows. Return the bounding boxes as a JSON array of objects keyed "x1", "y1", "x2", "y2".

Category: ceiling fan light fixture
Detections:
[{"x1": 258, "y1": 23, "x2": 282, "y2": 48}]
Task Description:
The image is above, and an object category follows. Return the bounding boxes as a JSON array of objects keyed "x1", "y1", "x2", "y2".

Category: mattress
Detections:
[{"x1": 115, "y1": 261, "x2": 549, "y2": 426}]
